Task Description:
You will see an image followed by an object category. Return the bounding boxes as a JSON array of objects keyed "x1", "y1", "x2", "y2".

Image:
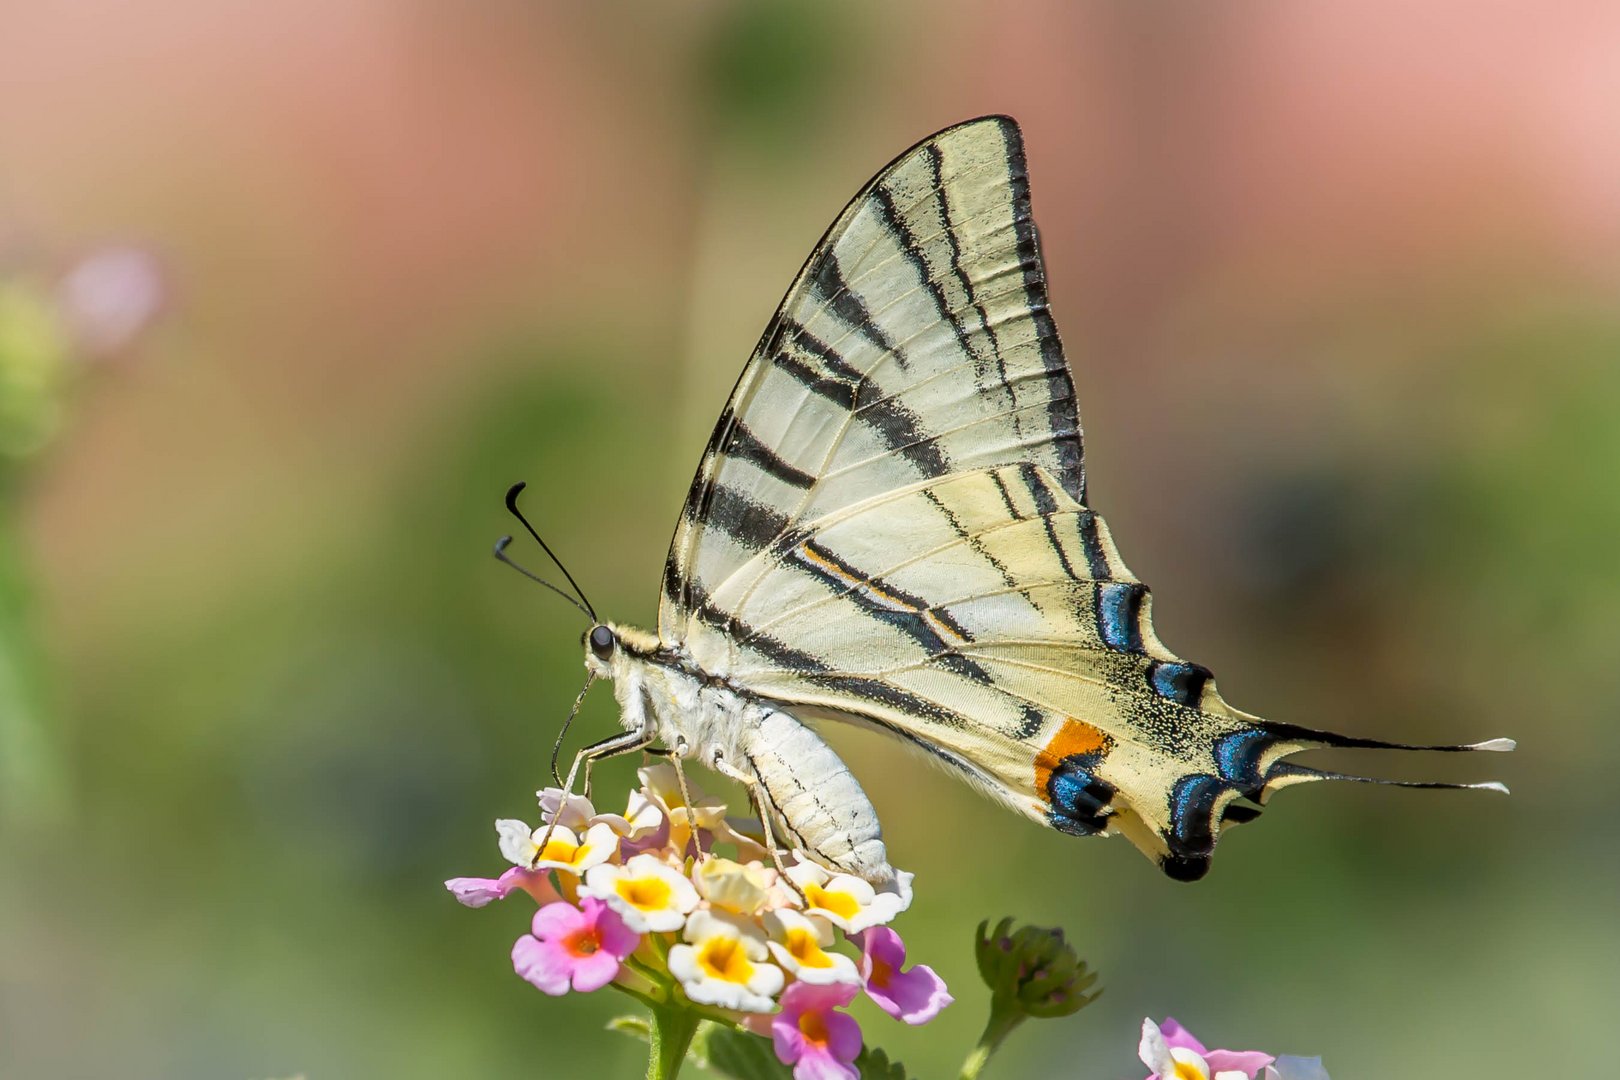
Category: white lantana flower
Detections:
[
  {"x1": 581, "y1": 853, "x2": 700, "y2": 933},
  {"x1": 763, "y1": 908, "x2": 861, "y2": 986},
  {"x1": 589, "y1": 787, "x2": 664, "y2": 842},
  {"x1": 667, "y1": 909, "x2": 785, "y2": 1013},
  {"x1": 783, "y1": 861, "x2": 912, "y2": 933},
  {"x1": 536, "y1": 788, "x2": 596, "y2": 830},
  {"x1": 1139, "y1": 1018, "x2": 1249, "y2": 1080},
  {"x1": 496, "y1": 819, "x2": 618, "y2": 875}
]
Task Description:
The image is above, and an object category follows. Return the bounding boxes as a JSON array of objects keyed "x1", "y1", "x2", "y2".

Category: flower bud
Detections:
[{"x1": 974, "y1": 917, "x2": 1100, "y2": 1019}]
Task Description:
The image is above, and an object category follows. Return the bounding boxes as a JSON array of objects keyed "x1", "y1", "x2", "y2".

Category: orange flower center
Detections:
[
  {"x1": 869, "y1": 955, "x2": 894, "y2": 987},
  {"x1": 563, "y1": 928, "x2": 600, "y2": 957},
  {"x1": 798, "y1": 1009, "x2": 830, "y2": 1048}
]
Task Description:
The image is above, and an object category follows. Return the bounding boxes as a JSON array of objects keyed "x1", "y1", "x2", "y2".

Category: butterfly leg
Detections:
[
  {"x1": 709, "y1": 750, "x2": 808, "y2": 905},
  {"x1": 532, "y1": 727, "x2": 652, "y2": 867},
  {"x1": 668, "y1": 736, "x2": 708, "y2": 866}
]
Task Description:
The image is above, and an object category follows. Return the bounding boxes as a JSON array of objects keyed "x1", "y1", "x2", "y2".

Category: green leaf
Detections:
[
  {"x1": 700, "y1": 1024, "x2": 792, "y2": 1080},
  {"x1": 607, "y1": 1015, "x2": 653, "y2": 1044},
  {"x1": 854, "y1": 1045, "x2": 913, "y2": 1080}
]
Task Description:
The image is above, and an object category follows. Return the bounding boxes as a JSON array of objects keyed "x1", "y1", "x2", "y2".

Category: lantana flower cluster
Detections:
[
  {"x1": 446, "y1": 763, "x2": 951, "y2": 1079},
  {"x1": 1139, "y1": 1017, "x2": 1330, "y2": 1080}
]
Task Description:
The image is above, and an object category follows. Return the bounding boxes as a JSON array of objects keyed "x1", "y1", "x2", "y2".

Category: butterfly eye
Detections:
[{"x1": 589, "y1": 624, "x2": 615, "y2": 660}]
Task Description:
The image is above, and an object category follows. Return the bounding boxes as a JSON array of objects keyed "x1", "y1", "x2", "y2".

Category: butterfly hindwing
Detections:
[{"x1": 680, "y1": 461, "x2": 1299, "y2": 879}]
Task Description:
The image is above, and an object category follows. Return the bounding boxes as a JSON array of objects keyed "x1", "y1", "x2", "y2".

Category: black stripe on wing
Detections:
[
  {"x1": 1000, "y1": 119, "x2": 1086, "y2": 504},
  {"x1": 785, "y1": 539, "x2": 992, "y2": 684},
  {"x1": 809, "y1": 256, "x2": 907, "y2": 371},
  {"x1": 700, "y1": 483, "x2": 791, "y2": 552},
  {"x1": 721, "y1": 420, "x2": 817, "y2": 491},
  {"x1": 772, "y1": 319, "x2": 950, "y2": 476},
  {"x1": 869, "y1": 182, "x2": 987, "y2": 382},
  {"x1": 926, "y1": 141, "x2": 1006, "y2": 391}
]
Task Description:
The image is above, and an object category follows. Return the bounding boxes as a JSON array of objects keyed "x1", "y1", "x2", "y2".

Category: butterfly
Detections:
[{"x1": 505, "y1": 115, "x2": 1511, "y2": 885}]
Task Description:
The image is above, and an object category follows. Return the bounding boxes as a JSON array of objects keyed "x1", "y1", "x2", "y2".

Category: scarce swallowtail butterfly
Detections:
[{"x1": 510, "y1": 115, "x2": 1512, "y2": 886}]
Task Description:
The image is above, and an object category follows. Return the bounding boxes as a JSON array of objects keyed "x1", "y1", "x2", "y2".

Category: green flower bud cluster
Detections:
[
  {"x1": 959, "y1": 918, "x2": 1100, "y2": 1078},
  {"x1": 974, "y1": 917, "x2": 1101, "y2": 1020}
]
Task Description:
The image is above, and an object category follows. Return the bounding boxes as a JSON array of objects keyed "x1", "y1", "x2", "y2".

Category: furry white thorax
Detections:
[{"x1": 585, "y1": 622, "x2": 894, "y2": 884}]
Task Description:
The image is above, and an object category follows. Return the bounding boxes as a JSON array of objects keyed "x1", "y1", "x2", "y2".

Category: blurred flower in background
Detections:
[{"x1": 0, "y1": 236, "x2": 165, "y2": 825}]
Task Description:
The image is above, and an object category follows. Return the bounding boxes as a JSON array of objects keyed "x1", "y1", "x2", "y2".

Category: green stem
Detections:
[
  {"x1": 647, "y1": 1003, "x2": 701, "y2": 1080},
  {"x1": 959, "y1": 1008, "x2": 1025, "y2": 1080}
]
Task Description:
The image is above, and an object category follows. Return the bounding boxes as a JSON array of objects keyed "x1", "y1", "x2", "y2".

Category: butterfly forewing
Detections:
[{"x1": 661, "y1": 116, "x2": 1083, "y2": 639}]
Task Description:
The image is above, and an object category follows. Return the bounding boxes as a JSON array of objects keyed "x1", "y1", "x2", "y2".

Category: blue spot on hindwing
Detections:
[
  {"x1": 1214, "y1": 729, "x2": 1274, "y2": 789},
  {"x1": 1168, "y1": 773, "x2": 1232, "y2": 857},
  {"x1": 1047, "y1": 754, "x2": 1115, "y2": 836},
  {"x1": 1161, "y1": 772, "x2": 1249, "y2": 883},
  {"x1": 1095, "y1": 583, "x2": 1144, "y2": 653},
  {"x1": 1146, "y1": 660, "x2": 1211, "y2": 707}
]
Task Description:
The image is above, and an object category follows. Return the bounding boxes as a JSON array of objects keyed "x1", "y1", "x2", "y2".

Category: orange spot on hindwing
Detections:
[{"x1": 1034, "y1": 717, "x2": 1112, "y2": 801}]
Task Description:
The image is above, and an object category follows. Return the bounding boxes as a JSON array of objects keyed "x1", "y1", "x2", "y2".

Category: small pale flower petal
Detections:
[
  {"x1": 711, "y1": 815, "x2": 771, "y2": 863},
  {"x1": 1141, "y1": 1017, "x2": 1185, "y2": 1079},
  {"x1": 1264, "y1": 1057, "x2": 1330, "y2": 1080},
  {"x1": 590, "y1": 788, "x2": 663, "y2": 842},
  {"x1": 537, "y1": 788, "x2": 597, "y2": 830},
  {"x1": 496, "y1": 817, "x2": 538, "y2": 866}
]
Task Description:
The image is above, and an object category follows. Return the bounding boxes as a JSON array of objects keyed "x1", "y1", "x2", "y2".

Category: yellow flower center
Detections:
[
  {"x1": 697, "y1": 937, "x2": 755, "y2": 984},
  {"x1": 616, "y1": 876, "x2": 673, "y2": 911},
  {"x1": 538, "y1": 838, "x2": 580, "y2": 864},
  {"x1": 784, "y1": 928, "x2": 833, "y2": 968},
  {"x1": 798, "y1": 1009, "x2": 830, "y2": 1048},
  {"x1": 805, "y1": 883, "x2": 860, "y2": 919}
]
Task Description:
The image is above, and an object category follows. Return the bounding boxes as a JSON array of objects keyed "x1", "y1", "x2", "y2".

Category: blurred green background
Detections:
[{"x1": 2, "y1": 2, "x2": 1616, "y2": 1076}]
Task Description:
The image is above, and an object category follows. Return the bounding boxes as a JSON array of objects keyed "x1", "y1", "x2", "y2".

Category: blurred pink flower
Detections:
[
  {"x1": 54, "y1": 246, "x2": 167, "y2": 360},
  {"x1": 1139, "y1": 1017, "x2": 1275, "y2": 1079},
  {"x1": 511, "y1": 897, "x2": 639, "y2": 996},
  {"x1": 443, "y1": 866, "x2": 558, "y2": 908},
  {"x1": 853, "y1": 926, "x2": 951, "y2": 1024},
  {"x1": 771, "y1": 981, "x2": 862, "y2": 1080}
]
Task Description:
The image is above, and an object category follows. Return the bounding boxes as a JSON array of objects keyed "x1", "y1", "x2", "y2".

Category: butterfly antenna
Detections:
[
  {"x1": 551, "y1": 674, "x2": 597, "y2": 787},
  {"x1": 493, "y1": 536, "x2": 593, "y2": 620},
  {"x1": 503, "y1": 482, "x2": 597, "y2": 622}
]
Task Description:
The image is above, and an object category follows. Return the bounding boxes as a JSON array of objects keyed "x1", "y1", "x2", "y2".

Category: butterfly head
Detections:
[{"x1": 581, "y1": 620, "x2": 661, "y2": 681}]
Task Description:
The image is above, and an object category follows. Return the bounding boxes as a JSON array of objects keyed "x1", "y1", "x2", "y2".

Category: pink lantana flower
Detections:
[
  {"x1": 771, "y1": 981, "x2": 863, "y2": 1080},
  {"x1": 1139, "y1": 1017, "x2": 1275, "y2": 1080},
  {"x1": 511, "y1": 897, "x2": 640, "y2": 996},
  {"x1": 853, "y1": 926, "x2": 952, "y2": 1024},
  {"x1": 444, "y1": 866, "x2": 558, "y2": 908}
]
